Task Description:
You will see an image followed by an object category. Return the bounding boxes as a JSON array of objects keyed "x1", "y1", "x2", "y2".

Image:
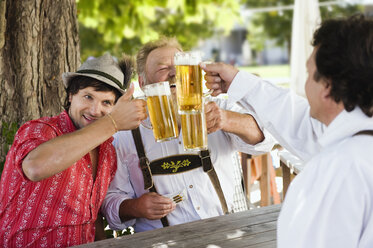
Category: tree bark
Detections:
[{"x1": 0, "y1": 0, "x2": 80, "y2": 165}]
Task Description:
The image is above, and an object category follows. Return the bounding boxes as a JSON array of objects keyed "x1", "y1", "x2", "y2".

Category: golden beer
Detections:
[
  {"x1": 180, "y1": 112, "x2": 208, "y2": 151},
  {"x1": 143, "y1": 82, "x2": 179, "y2": 142},
  {"x1": 174, "y1": 52, "x2": 203, "y2": 114}
]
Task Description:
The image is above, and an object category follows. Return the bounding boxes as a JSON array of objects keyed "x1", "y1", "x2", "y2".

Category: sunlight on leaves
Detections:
[{"x1": 77, "y1": 0, "x2": 241, "y2": 60}]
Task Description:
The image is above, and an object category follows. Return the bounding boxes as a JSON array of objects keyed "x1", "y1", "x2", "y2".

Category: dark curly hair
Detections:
[
  {"x1": 312, "y1": 14, "x2": 373, "y2": 117},
  {"x1": 63, "y1": 55, "x2": 134, "y2": 110}
]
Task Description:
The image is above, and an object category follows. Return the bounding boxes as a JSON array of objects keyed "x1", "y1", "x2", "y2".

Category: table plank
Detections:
[
  {"x1": 248, "y1": 240, "x2": 277, "y2": 248},
  {"x1": 76, "y1": 205, "x2": 281, "y2": 248},
  {"x1": 192, "y1": 226, "x2": 277, "y2": 248}
]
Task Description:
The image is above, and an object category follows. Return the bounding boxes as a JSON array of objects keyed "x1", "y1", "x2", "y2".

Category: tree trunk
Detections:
[{"x1": 0, "y1": 0, "x2": 80, "y2": 165}]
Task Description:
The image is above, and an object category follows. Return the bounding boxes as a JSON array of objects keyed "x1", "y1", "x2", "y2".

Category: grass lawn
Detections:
[
  {"x1": 239, "y1": 64, "x2": 290, "y2": 77},
  {"x1": 239, "y1": 64, "x2": 290, "y2": 87}
]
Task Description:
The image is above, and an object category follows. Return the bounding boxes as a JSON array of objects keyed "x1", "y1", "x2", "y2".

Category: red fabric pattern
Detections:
[{"x1": 0, "y1": 111, "x2": 117, "y2": 247}]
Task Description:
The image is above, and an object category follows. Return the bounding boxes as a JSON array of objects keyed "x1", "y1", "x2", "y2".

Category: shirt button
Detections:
[
  {"x1": 196, "y1": 207, "x2": 200, "y2": 210},
  {"x1": 179, "y1": 141, "x2": 182, "y2": 145},
  {"x1": 189, "y1": 185, "x2": 193, "y2": 188}
]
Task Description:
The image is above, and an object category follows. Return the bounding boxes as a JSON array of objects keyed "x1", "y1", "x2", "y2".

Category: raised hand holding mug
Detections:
[
  {"x1": 174, "y1": 51, "x2": 209, "y2": 151},
  {"x1": 142, "y1": 81, "x2": 179, "y2": 142}
]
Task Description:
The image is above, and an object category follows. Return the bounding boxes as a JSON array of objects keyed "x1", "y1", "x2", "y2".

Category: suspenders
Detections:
[
  {"x1": 199, "y1": 150, "x2": 229, "y2": 214},
  {"x1": 131, "y1": 127, "x2": 153, "y2": 190},
  {"x1": 131, "y1": 127, "x2": 229, "y2": 227},
  {"x1": 131, "y1": 127, "x2": 169, "y2": 227},
  {"x1": 354, "y1": 130, "x2": 373, "y2": 136}
]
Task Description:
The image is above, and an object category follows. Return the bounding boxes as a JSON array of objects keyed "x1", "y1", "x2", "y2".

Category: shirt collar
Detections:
[
  {"x1": 318, "y1": 107, "x2": 373, "y2": 147},
  {"x1": 61, "y1": 110, "x2": 77, "y2": 133}
]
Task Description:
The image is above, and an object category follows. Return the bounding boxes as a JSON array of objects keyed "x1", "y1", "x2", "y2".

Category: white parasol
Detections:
[{"x1": 290, "y1": 0, "x2": 321, "y2": 97}]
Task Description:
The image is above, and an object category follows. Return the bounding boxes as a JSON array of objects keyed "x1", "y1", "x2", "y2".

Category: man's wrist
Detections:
[
  {"x1": 119, "y1": 199, "x2": 137, "y2": 222},
  {"x1": 220, "y1": 109, "x2": 229, "y2": 132},
  {"x1": 107, "y1": 113, "x2": 118, "y2": 133}
]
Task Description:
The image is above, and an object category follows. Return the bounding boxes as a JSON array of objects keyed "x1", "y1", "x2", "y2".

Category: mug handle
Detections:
[
  {"x1": 134, "y1": 95, "x2": 152, "y2": 130},
  {"x1": 201, "y1": 61, "x2": 214, "y2": 97}
]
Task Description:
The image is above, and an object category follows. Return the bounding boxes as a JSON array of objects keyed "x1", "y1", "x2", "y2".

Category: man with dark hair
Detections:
[
  {"x1": 202, "y1": 14, "x2": 373, "y2": 247},
  {"x1": 101, "y1": 38, "x2": 274, "y2": 232},
  {"x1": 0, "y1": 54, "x2": 147, "y2": 247}
]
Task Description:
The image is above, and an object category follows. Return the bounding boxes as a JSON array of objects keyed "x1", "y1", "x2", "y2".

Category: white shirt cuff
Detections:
[{"x1": 227, "y1": 71, "x2": 261, "y2": 104}]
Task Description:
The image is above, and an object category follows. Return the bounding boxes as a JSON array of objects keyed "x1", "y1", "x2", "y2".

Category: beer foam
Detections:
[
  {"x1": 174, "y1": 52, "x2": 201, "y2": 66},
  {"x1": 143, "y1": 81, "x2": 171, "y2": 96}
]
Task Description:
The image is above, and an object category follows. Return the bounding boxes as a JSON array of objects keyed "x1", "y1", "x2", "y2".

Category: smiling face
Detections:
[
  {"x1": 143, "y1": 46, "x2": 180, "y2": 86},
  {"x1": 68, "y1": 86, "x2": 116, "y2": 129},
  {"x1": 141, "y1": 46, "x2": 182, "y2": 125}
]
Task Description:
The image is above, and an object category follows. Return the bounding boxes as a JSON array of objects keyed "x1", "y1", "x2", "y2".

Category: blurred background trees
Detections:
[
  {"x1": 77, "y1": 0, "x2": 363, "y2": 61},
  {"x1": 77, "y1": 0, "x2": 241, "y2": 60},
  {"x1": 244, "y1": 0, "x2": 362, "y2": 58},
  {"x1": 0, "y1": 0, "x2": 368, "y2": 169}
]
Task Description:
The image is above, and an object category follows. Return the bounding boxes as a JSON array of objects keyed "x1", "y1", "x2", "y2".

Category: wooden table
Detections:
[{"x1": 76, "y1": 204, "x2": 281, "y2": 248}]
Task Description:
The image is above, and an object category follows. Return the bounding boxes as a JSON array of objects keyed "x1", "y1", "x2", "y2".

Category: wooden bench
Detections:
[
  {"x1": 241, "y1": 152, "x2": 280, "y2": 207},
  {"x1": 278, "y1": 149, "x2": 304, "y2": 197}
]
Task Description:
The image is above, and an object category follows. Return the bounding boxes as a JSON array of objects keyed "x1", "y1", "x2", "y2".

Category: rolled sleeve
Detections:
[
  {"x1": 227, "y1": 71, "x2": 260, "y2": 105},
  {"x1": 228, "y1": 127, "x2": 275, "y2": 155},
  {"x1": 13, "y1": 122, "x2": 58, "y2": 181},
  {"x1": 101, "y1": 191, "x2": 135, "y2": 231}
]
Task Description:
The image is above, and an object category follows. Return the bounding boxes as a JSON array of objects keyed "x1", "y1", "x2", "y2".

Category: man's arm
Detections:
[
  {"x1": 22, "y1": 85, "x2": 147, "y2": 181},
  {"x1": 202, "y1": 62, "x2": 323, "y2": 160},
  {"x1": 201, "y1": 62, "x2": 264, "y2": 145},
  {"x1": 205, "y1": 101, "x2": 264, "y2": 145},
  {"x1": 118, "y1": 193, "x2": 175, "y2": 221}
]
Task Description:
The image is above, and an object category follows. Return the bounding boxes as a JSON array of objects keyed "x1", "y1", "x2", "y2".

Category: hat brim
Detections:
[{"x1": 62, "y1": 72, "x2": 125, "y2": 95}]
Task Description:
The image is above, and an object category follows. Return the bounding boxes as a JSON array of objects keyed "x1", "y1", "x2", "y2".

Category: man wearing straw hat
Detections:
[
  {"x1": 0, "y1": 54, "x2": 147, "y2": 247},
  {"x1": 101, "y1": 38, "x2": 274, "y2": 233}
]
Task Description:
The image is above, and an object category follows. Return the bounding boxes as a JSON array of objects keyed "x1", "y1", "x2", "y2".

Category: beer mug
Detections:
[
  {"x1": 180, "y1": 106, "x2": 208, "y2": 151},
  {"x1": 142, "y1": 81, "x2": 179, "y2": 142},
  {"x1": 174, "y1": 51, "x2": 203, "y2": 114}
]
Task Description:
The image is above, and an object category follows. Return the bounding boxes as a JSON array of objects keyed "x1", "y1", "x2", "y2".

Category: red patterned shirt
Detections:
[{"x1": 0, "y1": 111, "x2": 117, "y2": 247}]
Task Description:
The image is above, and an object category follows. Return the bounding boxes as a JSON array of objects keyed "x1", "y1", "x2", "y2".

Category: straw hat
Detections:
[{"x1": 62, "y1": 53, "x2": 125, "y2": 94}]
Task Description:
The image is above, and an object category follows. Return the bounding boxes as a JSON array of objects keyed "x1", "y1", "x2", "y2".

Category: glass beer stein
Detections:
[
  {"x1": 180, "y1": 105, "x2": 208, "y2": 151},
  {"x1": 142, "y1": 81, "x2": 179, "y2": 142},
  {"x1": 174, "y1": 51, "x2": 203, "y2": 114}
]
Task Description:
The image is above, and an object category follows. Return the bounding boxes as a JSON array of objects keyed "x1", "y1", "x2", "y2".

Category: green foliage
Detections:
[
  {"x1": 244, "y1": 0, "x2": 363, "y2": 53},
  {"x1": 1, "y1": 122, "x2": 18, "y2": 175},
  {"x1": 319, "y1": 3, "x2": 364, "y2": 20},
  {"x1": 77, "y1": 0, "x2": 241, "y2": 60},
  {"x1": 148, "y1": 8, "x2": 215, "y2": 51}
]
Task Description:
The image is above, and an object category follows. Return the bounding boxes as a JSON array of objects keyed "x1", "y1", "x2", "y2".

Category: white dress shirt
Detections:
[
  {"x1": 101, "y1": 97, "x2": 274, "y2": 232},
  {"x1": 228, "y1": 71, "x2": 373, "y2": 248}
]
